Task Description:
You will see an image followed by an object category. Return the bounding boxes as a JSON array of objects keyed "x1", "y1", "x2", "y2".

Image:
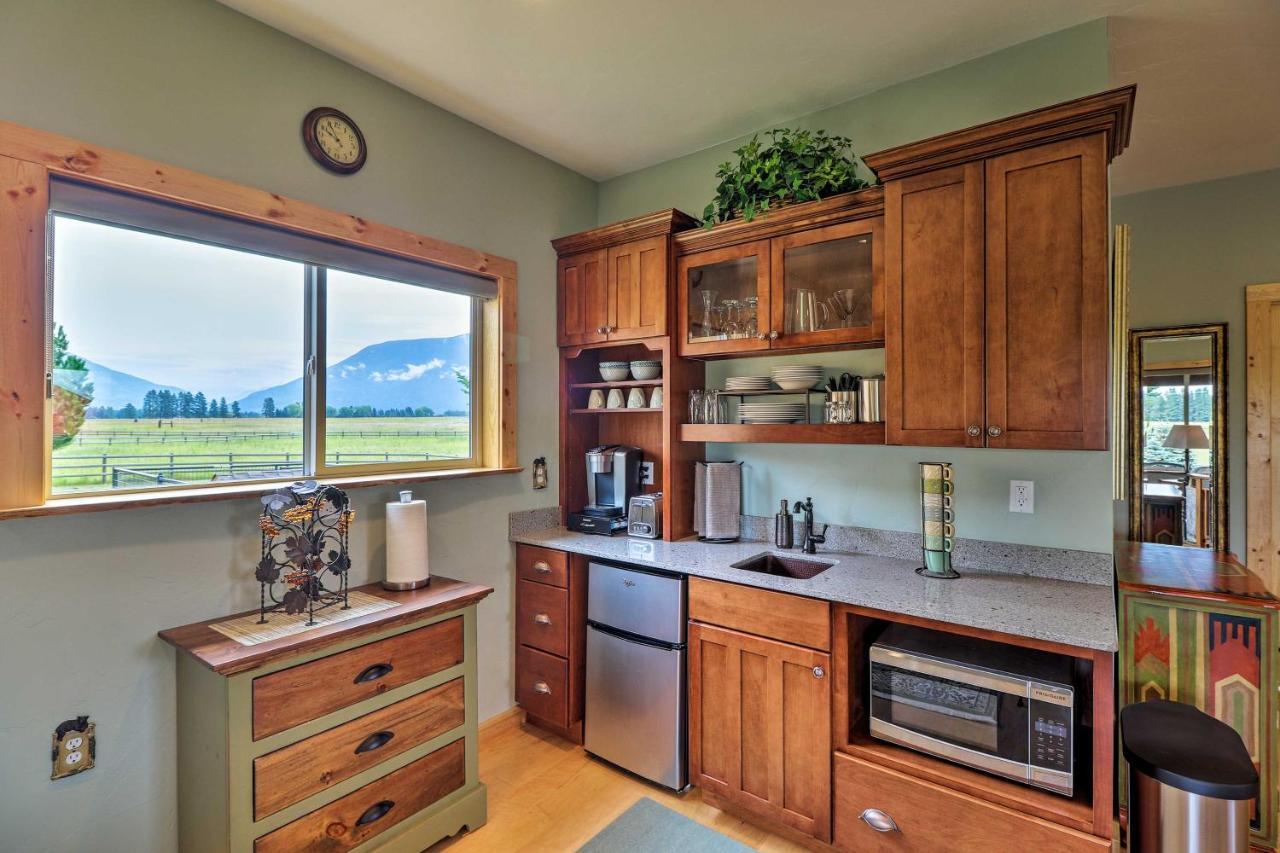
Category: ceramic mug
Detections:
[
  {"x1": 606, "y1": 389, "x2": 625, "y2": 409},
  {"x1": 587, "y1": 389, "x2": 606, "y2": 410},
  {"x1": 627, "y1": 388, "x2": 647, "y2": 409},
  {"x1": 649, "y1": 387, "x2": 664, "y2": 409}
]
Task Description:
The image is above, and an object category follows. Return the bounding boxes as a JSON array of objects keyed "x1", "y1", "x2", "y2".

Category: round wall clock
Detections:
[{"x1": 301, "y1": 107, "x2": 367, "y2": 174}]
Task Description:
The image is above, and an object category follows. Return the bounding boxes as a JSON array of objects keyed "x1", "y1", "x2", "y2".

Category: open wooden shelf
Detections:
[
  {"x1": 569, "y1": 407, "x2": 662, "y2": 415},
  {"x1": 680, "y1": 422, "x2": 885, "y2": 445},
  {"x1": 569, "y1": 379, "x2": 663, "y2": 389},
  {"x1": 840, "y1": 735, "x2": 1094, "y2": 835}
]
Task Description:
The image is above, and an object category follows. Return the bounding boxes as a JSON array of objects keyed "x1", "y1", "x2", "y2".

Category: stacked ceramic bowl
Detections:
[
  {"x1": 739, "y1": 401, "x2": 807, "y2": 424},
  {"x1": 770, "y1": 365, "x2": 825, "y2": 391},
  {"x1": 724, "y1": 375, "x2": 772, "y2": 392}
]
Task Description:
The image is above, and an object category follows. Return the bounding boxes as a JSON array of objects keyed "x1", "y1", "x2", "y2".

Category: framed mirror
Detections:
[{"x1": 1127, "y1": 324, "x2": 1228, "y2": 550}]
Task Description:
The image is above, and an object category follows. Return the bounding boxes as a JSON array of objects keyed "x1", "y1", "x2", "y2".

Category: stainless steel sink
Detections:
[{"x1": 730, "y1": 552, "x2": 834, "y2": 579}]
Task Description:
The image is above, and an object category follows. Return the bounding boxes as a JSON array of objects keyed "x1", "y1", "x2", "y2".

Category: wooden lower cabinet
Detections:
[
  {"x1": 160, "y1": 579, "x2": 491, "y2": 853},
  {"x1": 514, "y1": 545, "x2": 588, "y2": 742},
  {"x1": 833, "y1": 752, "x2": 1107, "y2": 852},
  {"x1": 689, "y1": 621, "x2": 832, "y2": 842}
]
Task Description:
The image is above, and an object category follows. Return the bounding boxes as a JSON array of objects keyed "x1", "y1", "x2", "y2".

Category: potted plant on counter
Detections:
[{"x1": 701, "y1": 128, "x2": 873, "y2": 226}]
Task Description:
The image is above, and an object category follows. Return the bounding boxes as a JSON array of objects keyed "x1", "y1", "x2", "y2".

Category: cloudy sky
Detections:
[{"x1": 53, "y1": 216, "x2": 470, "y2": 401}]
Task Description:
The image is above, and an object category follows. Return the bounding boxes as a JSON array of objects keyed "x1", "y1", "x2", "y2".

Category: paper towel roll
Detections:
[{"x1": 384, "y1": 491, "x2": 430, "y2": 590}]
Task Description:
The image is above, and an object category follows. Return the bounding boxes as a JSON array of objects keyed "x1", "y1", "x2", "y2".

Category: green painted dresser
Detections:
[
  {"x1": 160, "y1": 577, "x2": 492, "y2": 852},
  {"x1": 1118, "y1": 542, "x2": 1279, "y2": 851}
]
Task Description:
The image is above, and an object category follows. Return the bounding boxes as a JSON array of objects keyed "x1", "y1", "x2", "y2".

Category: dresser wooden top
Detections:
[
  {"x1": 1116, "y1": 542, "x2": 1278, "y2": 608},
  {"x1": 158, "y1": 577, "x2": 492, "y2": 676}
]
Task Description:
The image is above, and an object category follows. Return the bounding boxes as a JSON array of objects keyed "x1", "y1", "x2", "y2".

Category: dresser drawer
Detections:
[
  {"x1": 253, "y1": 677, "x2": 465, "y2": 819},
  {"x1": 254, "y1": 737, "x2": 465, "y2": 853},
  {"x1": 832, "y1": 752, "x2": 1105, "y2": 852},
  {"x1": 253, "y1": 617, "x2": 464, "y2": 740},
  {"x1": 516, "y1": 579, "x2": 570, "y2": 657},
  {"x1": 516, "y1": 644, "x2": 569, "y2": 727},
  {"x1": 517, "y1": 545, "x2": 569, "y2": 588},
  {"x1": 689, "y1": 577, "x2": 830, "y2": 651}
]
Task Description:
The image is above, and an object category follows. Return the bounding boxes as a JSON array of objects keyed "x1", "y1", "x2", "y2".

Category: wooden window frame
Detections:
[{"x1": 0, "y1": 120, "x2": 518, "y2": 518}]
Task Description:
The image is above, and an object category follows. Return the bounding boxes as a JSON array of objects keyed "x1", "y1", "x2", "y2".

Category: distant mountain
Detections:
[
  {"x1": 74, "y1": 359, "x2": 186, "y2": 409},
  {"x1": 236, "y1": 336, "x2": 471, "y2": 414}
]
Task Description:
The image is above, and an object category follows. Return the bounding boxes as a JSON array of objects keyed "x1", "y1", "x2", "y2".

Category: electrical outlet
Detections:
[
  {"x1": 1010, "y1": 480, "x2": 1035, "y2": 514},
  {"x1": 638, "y1": 461, "x2": 655, "y2": 486},
  {"x1": 51, "y1": 716, "x2": 95, "y2": 780}
]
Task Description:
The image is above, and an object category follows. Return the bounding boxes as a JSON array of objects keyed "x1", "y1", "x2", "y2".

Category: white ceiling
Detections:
[{"x1": 218, "y1": 0, "x2": 1280, "y2": 194}]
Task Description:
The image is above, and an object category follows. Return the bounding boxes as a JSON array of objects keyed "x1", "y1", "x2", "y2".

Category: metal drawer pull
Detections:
[
  {"x1": 353, "y1": 662, "x2": 394, "y2": 684},
  {"x1": 812, "y1": 666, "x2": 825, "y2": 679},
  {"x1": 966, "y1": 425, "x2": 982, "y2": 437},
  {"x1": 354, "y1": 730, "x2": 395, "y2": 755},
  {"x1": 356, "y1": 800, "x2": 396, "y2": 827},
  {"x1": 532, "y1": 560, "x2": 552, "y2": 574},
  {"x1": 987, "y1": 425, "x2": 1003, "y2": 437},
  {"x1": 533, "y1": 681, "x2": 552, "y2": 695},
  {"x1": 596, "y1": 326, "x2": 607, "y2": 334},
  {"x1": 534, "y1": 613, "x2": 552, "y2": 625},
  {"x1": 859, "y1": 809, "x2": 899, "y2": 833}
]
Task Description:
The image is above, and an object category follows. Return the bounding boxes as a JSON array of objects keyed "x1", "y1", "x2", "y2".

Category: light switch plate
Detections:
[
  {"x1": 1010, "y1": 480, "x2": 1035, "y2": 514},
  {"x1": 51, "y1": 716, "x2": 95, "y2": 780}
]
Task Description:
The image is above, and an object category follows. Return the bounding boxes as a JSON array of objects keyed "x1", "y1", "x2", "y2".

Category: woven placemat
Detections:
[{"x1": 210, "y1": 590, "x2": 399, "y2": 647}]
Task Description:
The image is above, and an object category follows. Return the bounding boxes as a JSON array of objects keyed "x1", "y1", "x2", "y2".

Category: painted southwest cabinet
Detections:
[
  {"x1": 1118, "y1": 543, "x2": 1279, "y2": 850},
  {"x1": 160, "y1": 579, "x2": 492, "y2": 853}
]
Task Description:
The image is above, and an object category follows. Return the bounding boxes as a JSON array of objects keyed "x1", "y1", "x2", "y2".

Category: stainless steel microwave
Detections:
[{"x1": 869, "y1": 624, "x2": 1076, "y2": 797}]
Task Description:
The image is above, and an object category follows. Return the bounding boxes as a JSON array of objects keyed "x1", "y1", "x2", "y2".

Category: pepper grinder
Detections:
[{"x1": 774, "y1": 499, "x2": 794, "y2": 549}]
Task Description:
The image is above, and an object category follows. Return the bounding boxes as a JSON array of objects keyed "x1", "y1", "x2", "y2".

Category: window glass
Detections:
[
  {"x1": 323, "y1": 269, "x2": 473, "y2": 467},
  {"x1": 50, "y1": 215, "x2": 305, "y2": 494}
]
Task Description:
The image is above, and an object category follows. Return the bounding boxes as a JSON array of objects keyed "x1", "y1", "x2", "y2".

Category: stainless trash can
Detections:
[{"x1": 1121, "y1": 699, "x2": 1259, "y2": 852}]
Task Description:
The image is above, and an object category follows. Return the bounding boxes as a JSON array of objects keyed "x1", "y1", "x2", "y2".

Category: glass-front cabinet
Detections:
[
  {"x1": 677, "y1": 218, "x2": 883, "y2": 357},
  {"x1": 677, "y1": 240, "x2": 771, "y2": 357}
]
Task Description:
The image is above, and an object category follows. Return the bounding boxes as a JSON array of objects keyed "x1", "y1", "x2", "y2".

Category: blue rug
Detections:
[{"x1": 577, "y1": 797, "x2": 752, "y2": 852}]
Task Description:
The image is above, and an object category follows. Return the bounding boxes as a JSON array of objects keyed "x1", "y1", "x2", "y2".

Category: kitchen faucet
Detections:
[{"x1": 794, "y1": 497, "x2": 828, "y2": 554}]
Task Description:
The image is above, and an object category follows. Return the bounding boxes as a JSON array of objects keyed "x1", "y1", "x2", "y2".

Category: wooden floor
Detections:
[{"x1": 430, "y1": 709, "x2": 809, "y2": 852}]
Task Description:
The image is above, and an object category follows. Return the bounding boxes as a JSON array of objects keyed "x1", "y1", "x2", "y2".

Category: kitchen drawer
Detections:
[
  {"x1": 689, "y1": 577, "x2": 830, "y2": 651},
  {"x1": 832, "y1": 752, "x2": 1106, "y2": 852},
  {"x1": 516, "y1": 579, "x2": 570, "y2": 657},
  {"x1": 254, "y1": 737, "x2": 466, "y2": 853},
  {"x1": 516, "y1": 644, "x2": 569, "y2": 728},
  {"x1": 252, "y1": 677, "x2": 465, "y2": 819},
  {"x1": 517, "y1": 544, "x2": 569, "y2": 588},
  {"x1": 252, "y1": 617, "x2": 464, "y2": 740}
]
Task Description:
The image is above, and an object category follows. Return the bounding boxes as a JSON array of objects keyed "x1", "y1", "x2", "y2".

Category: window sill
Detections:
[{"x1": 0, "y1": 466, "x2": 524, "y2": 521}]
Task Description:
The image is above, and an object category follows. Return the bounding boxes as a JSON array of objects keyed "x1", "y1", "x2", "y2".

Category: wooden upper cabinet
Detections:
[
  {"x1": 885, "y1": 164, "x2": 985, "y2": 448},
  {"x1": 607, "y1": 235, "x2": 667, "y2": 341},
  {"x1": 552, "y1": 209, "x2": 697, "y2": 348},
  {"x1": 556, "y1": 249, "x2": 608, "y2": 347},
  {"x1": 678, "y1": 240, "x2": 772, "y2": 357},
  {"x1": 770, "y1": 217, "x2": 883, "y2": 350},
  {"x1": 985, "y1": 134, "x2": 1108, "y2": 450},
  {"x1": 689, "y1": 621, "x2": 832, "y2": 841}
]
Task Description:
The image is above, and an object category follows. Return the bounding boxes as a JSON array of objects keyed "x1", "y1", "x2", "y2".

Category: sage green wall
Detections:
[
  {"x1": 600, "y1": 21, "x2": 1115, "y2": 552},
  {"x1": 0, "y1": 1, "x2": 595, "y2": 850},
  {"x1": 1113, "y1": 167, "x2": 1280, "y2": 557}
]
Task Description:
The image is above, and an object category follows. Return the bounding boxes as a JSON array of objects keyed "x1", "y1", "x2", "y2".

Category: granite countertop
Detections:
[{"x1": 511, "y1": 527, "x2": 1118, "y2": 652}]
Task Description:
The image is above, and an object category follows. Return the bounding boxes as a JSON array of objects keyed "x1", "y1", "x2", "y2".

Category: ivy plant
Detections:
[{"x1": 701, "y1": 128, "x2": 872, "y2": 226}]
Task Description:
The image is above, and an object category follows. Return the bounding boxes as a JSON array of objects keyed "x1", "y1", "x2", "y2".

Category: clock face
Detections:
[{"x1": 303, "y1": 108, "x2": 366, "y2": 174}]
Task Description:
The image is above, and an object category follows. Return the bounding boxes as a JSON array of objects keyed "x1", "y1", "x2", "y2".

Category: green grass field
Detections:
[{"x1": 53, "y1": 417, "x2": 470, "y2": 493}]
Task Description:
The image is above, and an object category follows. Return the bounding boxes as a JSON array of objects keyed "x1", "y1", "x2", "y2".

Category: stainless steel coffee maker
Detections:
[{"x1": 568, "y1": 445, "x2": 642, "y2": 535}]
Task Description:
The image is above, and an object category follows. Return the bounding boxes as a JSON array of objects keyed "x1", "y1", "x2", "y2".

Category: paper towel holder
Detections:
[{"x1": 382, "y1": 490, "x2": 432, "y2": 591}]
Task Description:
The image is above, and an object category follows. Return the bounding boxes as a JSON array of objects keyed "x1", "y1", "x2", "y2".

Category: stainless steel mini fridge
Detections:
[{"x1": 584, "y1": 560, "x2": 687, "y2": 790}]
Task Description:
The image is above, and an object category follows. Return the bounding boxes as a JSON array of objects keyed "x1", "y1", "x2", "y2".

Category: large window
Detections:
[{"x1": 48, "y1": 183, "x2": 488, "y2": 496}]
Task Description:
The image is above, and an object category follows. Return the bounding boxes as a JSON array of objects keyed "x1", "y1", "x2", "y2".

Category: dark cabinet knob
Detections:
[
  {"x1": 356, "y1": 800, "x2": 395, "y2": 827},
  {"x1": 353, "y1": 662, "x2": 394, "y2": 684},
  {"x1": 354, "y1": 730, "x2": 395, "y2": 755}
]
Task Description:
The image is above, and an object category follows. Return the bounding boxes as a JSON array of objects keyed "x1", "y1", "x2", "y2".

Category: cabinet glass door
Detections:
[
  {"x1": 770, "y1": 218, "x2": 883, "y2": 349},
  {"x1": 677, "y1": 240, "x2": 770, "y2": 357}
]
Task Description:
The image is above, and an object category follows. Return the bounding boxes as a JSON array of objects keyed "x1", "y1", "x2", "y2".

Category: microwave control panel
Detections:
[{"x1": 1029, "y1": 697, "x2": 1073, "y2": 773}]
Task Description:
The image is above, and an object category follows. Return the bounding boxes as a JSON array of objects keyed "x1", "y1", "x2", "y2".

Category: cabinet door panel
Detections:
[
  {"x1": 557, "y1": 249, "x2": 608, "y2": 347},
  {"x1": 608, "y1": 235, "x2": 667, "y2": 341},
  {"x1": 885, "y1": 164, "x2": 985, "y2": 447},
  {"x1": 677, "y1": 241, "x2": 771, "y2": 357},
  {"x1": 689, "y1": 622, "x2": 831, "y2": 841},
  {"x1": 985, "y1": 134, "x2": 1108, "y2": 450},
  {"x1": 769, "y1": 217, "x2": 883, "y2": 350}
]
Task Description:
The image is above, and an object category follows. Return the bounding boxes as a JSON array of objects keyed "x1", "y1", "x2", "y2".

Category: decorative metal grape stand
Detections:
[{"x1": 255, "y1": 480, "x2": 354, "y2": 626}]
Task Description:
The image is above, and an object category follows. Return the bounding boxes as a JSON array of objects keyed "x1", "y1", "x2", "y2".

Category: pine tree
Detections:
[
  {"x1": 194, "y1": 392, "x2": 208, "y2": 418},
  {"x1": 261, "y1": 397, "x2": 276, "y2": 418},
  {"x1": 218, "y1": 397, "x2": 229, "y2": 418},
  {"x1": 230, "y1": 401, "x2": 241, "y2": 418}
]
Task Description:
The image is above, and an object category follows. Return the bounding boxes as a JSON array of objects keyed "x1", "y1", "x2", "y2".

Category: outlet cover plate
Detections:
[
  {"x1": 51, "y1": 717, "x2": 95, "y2": 780},
  {"x1": 1010, "y1": 480, "x2": 1035, "y2": 514},
  {"x1": 639, "y1": 461, "x2": 655, "y2": 486}
]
